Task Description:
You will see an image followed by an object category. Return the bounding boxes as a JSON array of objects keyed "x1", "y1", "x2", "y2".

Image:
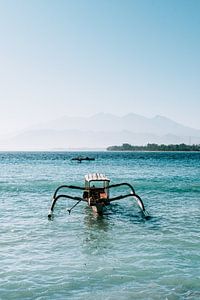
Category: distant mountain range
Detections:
[{"x1": 1, "y1": 113, "x2": 200, "y2": 150}]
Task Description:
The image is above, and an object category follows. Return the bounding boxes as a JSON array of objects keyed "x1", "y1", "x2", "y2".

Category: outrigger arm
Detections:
[
  {"x1": 107, "y1": 183, "x2": 149, "y2": 218},
  {"x1": 48, "y1": 185, "x2": 86, "y2": 219}
]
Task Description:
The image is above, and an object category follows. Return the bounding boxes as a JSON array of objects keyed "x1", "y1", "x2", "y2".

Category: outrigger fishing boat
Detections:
[
  {"x1": 71, "y1": 156, "x2": 95, "y2": 163},
  {"x1": 48, "y1": 173, "x2": 149, "y2": 219}
]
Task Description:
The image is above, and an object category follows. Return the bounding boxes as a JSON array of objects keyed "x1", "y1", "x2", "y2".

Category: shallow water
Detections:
[{"x1": 0, "y1": 151, "x2": 200, "y2": 299}]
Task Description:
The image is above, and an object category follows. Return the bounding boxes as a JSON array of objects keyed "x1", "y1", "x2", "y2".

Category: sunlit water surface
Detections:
[{"x1": 0, "y1": 151, "x2": 200, "y2": 299}]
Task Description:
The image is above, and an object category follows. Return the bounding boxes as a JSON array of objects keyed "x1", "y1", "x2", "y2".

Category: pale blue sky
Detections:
[{"x1": 0, "y1": 0, "x2": 200, "y2": 135}]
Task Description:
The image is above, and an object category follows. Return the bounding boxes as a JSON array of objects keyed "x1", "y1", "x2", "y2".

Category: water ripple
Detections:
[{"x1": 0, "y1": 152, "x2": 200, "y2": 299}]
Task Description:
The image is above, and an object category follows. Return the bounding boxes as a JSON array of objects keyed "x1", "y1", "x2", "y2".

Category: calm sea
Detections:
[{"x1": 0, "y1": 151, "x2": 199, "y2": 300}]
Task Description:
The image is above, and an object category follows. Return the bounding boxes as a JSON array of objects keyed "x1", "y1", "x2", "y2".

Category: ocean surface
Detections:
[{"x1": 0, "y1": 151, "x2": 199, "y2": 300}]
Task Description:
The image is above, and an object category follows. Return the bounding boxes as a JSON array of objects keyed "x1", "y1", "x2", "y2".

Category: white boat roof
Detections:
[{"x1": 85, "y1": 173, "x2": 110, "y2": 182}]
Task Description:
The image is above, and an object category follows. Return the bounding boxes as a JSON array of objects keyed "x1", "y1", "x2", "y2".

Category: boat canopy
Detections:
[{"x1": 85, "y1": 173, "x2": 110, "y2": 183}]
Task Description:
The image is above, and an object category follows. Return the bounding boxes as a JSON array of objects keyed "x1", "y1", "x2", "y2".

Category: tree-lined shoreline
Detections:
[{"x1": 107, "y1": 143, "x2": 200, "y2": 151}]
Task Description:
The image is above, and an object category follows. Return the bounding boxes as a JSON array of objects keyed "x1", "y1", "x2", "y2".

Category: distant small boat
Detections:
[{"x1": 71, "y1": 156, "x2": 95, "y2": 163}]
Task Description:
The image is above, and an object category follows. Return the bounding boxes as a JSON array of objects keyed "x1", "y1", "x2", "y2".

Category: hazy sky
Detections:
[{"x1": 0, "y1": 0, "x2": 200, "y2": 135}]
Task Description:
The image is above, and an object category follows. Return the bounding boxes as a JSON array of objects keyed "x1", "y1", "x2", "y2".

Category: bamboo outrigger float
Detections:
[{"x1": 48, "y1": 173, "x2": 149, "y2": 219}]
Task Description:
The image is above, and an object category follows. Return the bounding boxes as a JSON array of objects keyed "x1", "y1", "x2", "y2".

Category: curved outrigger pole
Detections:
[
  {"x1": 107, "y1": 183, "x2": 148, "y2": 218},
  {"x1": 48, "y1": 174, "x2": 149, "y2": 219},
  {"x1": 48, "y1": 185, "x2": 86, "y2": 219}
]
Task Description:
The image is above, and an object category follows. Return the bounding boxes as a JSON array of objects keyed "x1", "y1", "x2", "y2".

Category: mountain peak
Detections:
[
  {"x1": 1, "y1": 112, "x2": 200, "y2": 150},
  {"x1": 153, "y1": 115, "x2": 171, "y2": 121}
]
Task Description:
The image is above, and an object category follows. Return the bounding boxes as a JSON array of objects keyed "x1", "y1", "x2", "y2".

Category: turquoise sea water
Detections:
[{"x1": 0, "y1": 151, "x2": 200, "y2": 300}]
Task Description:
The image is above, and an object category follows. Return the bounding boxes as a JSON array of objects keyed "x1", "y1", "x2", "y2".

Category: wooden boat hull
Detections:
[{"x1": 87, "y1": 197, "x2": 106, "y2": 215}]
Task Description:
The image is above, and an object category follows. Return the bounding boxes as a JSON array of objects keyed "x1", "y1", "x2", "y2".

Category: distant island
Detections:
[{"x1": 107, "y1": 143, "x2": 200, "y2": 151}]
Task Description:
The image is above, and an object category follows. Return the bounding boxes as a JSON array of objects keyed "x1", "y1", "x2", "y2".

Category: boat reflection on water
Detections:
[
  {"x1": 82, "y1": 208, "x2": 112, "y2": 255},
  {"x1": 83, "y1": 207, "x2": 110, "y2": 232}
]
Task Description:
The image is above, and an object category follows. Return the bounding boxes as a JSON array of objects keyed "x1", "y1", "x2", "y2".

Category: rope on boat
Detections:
[{"x1": 67, "y1": 200, "x2": 82, "y2": 214}]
